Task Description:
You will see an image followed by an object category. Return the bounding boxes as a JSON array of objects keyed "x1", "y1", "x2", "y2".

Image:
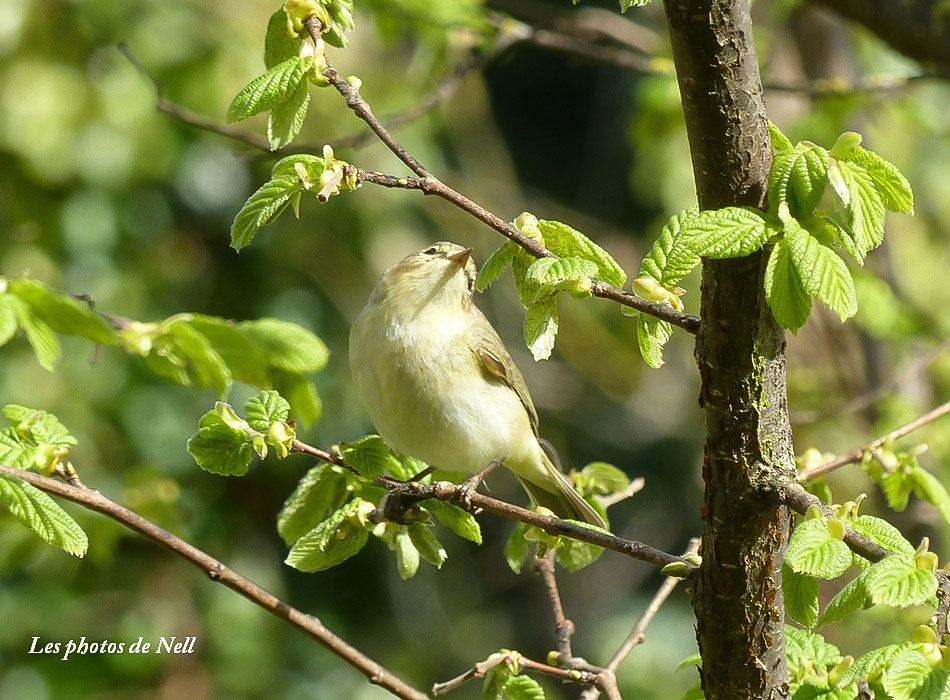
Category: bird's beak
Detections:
[{"x1": 447, "y1": 247, "x2": 474, "y2": 267}]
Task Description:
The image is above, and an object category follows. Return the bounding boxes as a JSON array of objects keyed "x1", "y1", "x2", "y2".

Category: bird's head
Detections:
[{"x1": 373, "y1": 241, "x2": 478, "y2": 314}]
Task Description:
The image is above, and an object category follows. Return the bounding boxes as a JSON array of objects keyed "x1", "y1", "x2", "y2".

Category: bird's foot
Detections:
[
  {"x1": 455, "y1": 458, "x2": 504, "y2": 510},
  {"x1": 377, "y1": 491, "x2": 425, "y2": 525}
]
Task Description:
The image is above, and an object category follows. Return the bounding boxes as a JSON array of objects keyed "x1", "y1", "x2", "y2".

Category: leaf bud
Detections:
[
  {"x1": 826, "y1": 518, "x2": 847, "y2": 540},
  {"x1": 267, "y1": 421, "x2": 296, "y2": 458},
  {"x1": 827, "y1": 656, "x2": 853, "y2": 687},
  {"x1": 660, "y1": 561, "x2": 692, "y2": 578},
  {"x1": 912, "y1": 625, "x2": 939, "y2": 644},
  {"x1": 513, "y1": 212, "x2": 543, "y2": 243},
  {"x1": 829, "y1": 131, "x2": 862, "y2": 159}
]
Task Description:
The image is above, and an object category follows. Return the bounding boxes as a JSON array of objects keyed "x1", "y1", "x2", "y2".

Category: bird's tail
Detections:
[{"x1": 517, "y1": 453, "x2": 607, "y2": 529}]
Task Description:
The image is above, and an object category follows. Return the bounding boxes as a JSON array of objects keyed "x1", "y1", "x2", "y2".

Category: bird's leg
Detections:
[
  {"x1": 376, "y1": 485, "x2": 427, "y2": 525},
  {"x1": 455, "y1": 458, "x2": 504, "y2": 510}
]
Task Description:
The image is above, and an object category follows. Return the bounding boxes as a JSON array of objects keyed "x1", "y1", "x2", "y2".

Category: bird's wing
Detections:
[{"x1": 469, "y1": 311, "x2": 540, "y2": 438}]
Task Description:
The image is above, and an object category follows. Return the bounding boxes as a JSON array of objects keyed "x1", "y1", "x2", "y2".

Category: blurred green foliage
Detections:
[{"x1": 0, "y1": 0, "x2": 947, "y2": 698}]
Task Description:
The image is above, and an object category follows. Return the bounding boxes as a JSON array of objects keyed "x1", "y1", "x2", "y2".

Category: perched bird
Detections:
[{"x1": 349, "y1": 241, "x2": 605, "y2": 527}]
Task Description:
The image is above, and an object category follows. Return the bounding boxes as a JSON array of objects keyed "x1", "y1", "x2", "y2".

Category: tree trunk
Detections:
[{"x1": 661, "y1": 0, "x2": 797, "y2": 697}]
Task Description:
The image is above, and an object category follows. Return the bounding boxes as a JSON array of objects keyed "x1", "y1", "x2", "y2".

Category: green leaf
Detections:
[
  {"x1": 230, "y1": 178, "x2": 300, "y2": 250},
  {"x1": 524, "y1": 256, "x2": 597, "y2": 297},
  {"x1": 835, "y1": 160, "x2": 886, "y2": 259},
  {"x1": 186, "y1": 411, "x2": 254, "y2": 476},
  {"x1": 836, "y1": 643, "x2": 911, "y2": 687},
  {"x1": 264, "y1": 8, "x2": 302, "y2": 69},
  {"x1": 915, "y1": 670, "x2": 950, "y2": 700},
  {"x1": 271, "y1": 369, "x2": 322, "y2": 425},
  {"x1": 227, "y1": 57, "x2": 312, "y2": 123},
  {"x1": 578, "y1": 462, "x2": 630, "y2": 496},
  {"x1": 13, "y1": 297, "x2": 60, "y2": 370},
  {"x1": 524, "y1": 292, "x2": 558, "y2": 361},
  {"x1": 769, "y1": 121, "x2": 794, "y2": 152},
  {"x1": 165, "y1": 321, "x2": 232, "y2": 397},
  {"x1": 408, "y1": 522, "x2": 447, "y2": 568},
  {"x1": 0, "y1": 293, "x2": 17, "y2": 347},
  {"x1": 237, "y1": 318, "x2": 329, "y2": 373},
  {"x1": 504, "y1": 675, "x2": 545, "y2": 700},
  {"x1": 244, "y1": 390, "x2": 291, "y2": 431},
  {"x1": 277, "y1": 465, "x2": 348, "y2": 545},
  {"x1": 849, "y1": 515, "x2": 915, "y2": 557},
  {"x1": 2, "y1": 405, "x2": 76, "y2": 447},
  {"x1": 0, "y1": 474, "x2": 88, "y2": 556},
  {"x1": 537, "y1": 220, "x2": 627, "y2": 287},
  {"x1": 476, "y1": 243, "x2": 514, "y2": 293},
  {"x1": 393, "y1": 526, "x2": 420, "y2": 579},
  {"x1": 783, "y1": 216, "x2": 857, "y2": 321},
  {"x1": 555, "y1": 520, "x2": 607, "y2": 572},
  {"x1": 676, "y1": 207, "x2": 771, "y2": 259},
  {"x1": 0, "y1": 428, "x2": 35, "y2": 469},
  {"x1": 676, "y1": 653, "x2": 702, "y2": 671},
  {"x1": 640, "y1": 207, "x2": 701, "y2": 286},
  {"x1": 636, "y1": 314, "x2": 673, "y2": 369},
  {"x1": 505, "y1": 522, "x2": 529, "y2": 573},
  {"x1": 817, "y1": 572, "x2": 869, "y2": 627},
  {"x1": 782, "y1": 564, "x2": 819, "y2": 628},
  {"x1": 908, "y1": 467, "x2": 950, "y2": 526},
  {"x1": 267, "y1": 81, "x2": 310, "y2": 150},
  {"x1": 768, "y1": 143, "x2": 830, "y2": 217},
  {"x1": 185, "y1": 315, "x2": 270, "y2": 387},
  {"x1": 340, "y1": 435, "x2": 398, "y2": 478},
  {"x1": 844, "y1": 147, "x2": 913, "y2": 214},
  {"x1": 285, "y1": 500, "x2": 368, "y2": 572},
  {"x1": 271, "y1": 153, "x2": 326, "y2": 183},
  {"x1": 884, "y1": 649, "x2": 932, "y2": 700},
  {"x1": 6, "y1": 279, "x2": 116, "y2": 345},
  {"x1": 880, "y1": 469, "x2": 913, "y2": 512},
  {"x1": 421, "y1": 499, "x2": 482, "y2": 544},
  {"x1": 765, "y1": 238, "x2": 812, "y2": 332},
  {"x1": 785, "y1": 518, "x2": 852, "y2": 579},
  {"x1": 785, "y1": 625, "x2": 842, "y2": 670},
  {"x1": 863, "y1": 555, "x2": 938, "y2": 607}
]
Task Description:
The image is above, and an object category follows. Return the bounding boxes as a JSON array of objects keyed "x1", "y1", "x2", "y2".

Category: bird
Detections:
[{"x1": 349, "y1": 241, "x2": 606, "y2": 527}]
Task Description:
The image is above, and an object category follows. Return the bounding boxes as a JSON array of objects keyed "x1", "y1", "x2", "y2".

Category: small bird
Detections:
[{"x1": 349, "y1": 241, "x2": 605, "y2": 527}]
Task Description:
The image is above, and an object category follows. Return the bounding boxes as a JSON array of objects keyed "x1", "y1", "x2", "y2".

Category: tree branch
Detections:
[
  {"x1": 534, "y1": 550, "x2": 579, "y2": 667},
  {"x1": 798, "y1": 400, "x2": 950, "y2": 481},
  {"x1": 431, "y1": 651, "x2": 601, "y2": 697},
  {"x1": 0, "y1": 463, "x2": 428, "y2": 700}
]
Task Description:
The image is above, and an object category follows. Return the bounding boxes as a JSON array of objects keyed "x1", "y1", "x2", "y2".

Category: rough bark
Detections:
[{"x1": 661, "y1": 0, "x2": 797, "y2": 698}]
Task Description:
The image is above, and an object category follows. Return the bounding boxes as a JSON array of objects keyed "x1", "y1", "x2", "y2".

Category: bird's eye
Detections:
[{"x1": 423, "y1": 247, "x2": 438, "y2": 255}]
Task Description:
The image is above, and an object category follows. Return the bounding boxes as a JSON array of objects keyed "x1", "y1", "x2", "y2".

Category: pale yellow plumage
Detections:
[{"x1": 349, "y1": 241, "x2": 605, "y2": 527}]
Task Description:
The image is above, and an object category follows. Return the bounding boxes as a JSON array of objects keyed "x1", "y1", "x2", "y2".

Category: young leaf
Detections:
[
  {"x1": 636, "y1": 314, "x2": 673, "y2": 369},
  {"x1": 166, "y1": 321, "x2": 232, "y2": 397},
  {"x1": 505, "y1": 522, "x2": 529, "y2": 573},
  {"x1": 835, "y1": 160, "x2": 886, "y2": 259},
  {"x1": 782, "y1": 564, "x2": 819, "y2": 628},
  {"x1": 272, "y1": 369, "x2": 323, "y2": 426},
  {"x1": 880, "y1": 469, "x2": 913, "y2": 512},
  {"x1": 524, "y1": 292, "x2": 558, "y2": 361},
  {"x1": 769, "y1": 121, "x2": 794, "y2": 152},
  {"x1": 640, "y1": 207, "x2": 701, "y2": 286},
  {"x1": 7, "y1": 279, "x2": 117, "y2": 345},
  {"x1": 0, "y1": 293, "x2": 17, "y2": 346},
  {"x1": 264, "y1": 8, "x2": 301, "y2": 69},
  {"x1": 785, "y1": 518, "x2": 851, "y2": 579},
  {"x1": 675, "y1": 207, "x2": 771, "y2": 260},
  {"x1": 244, "y1": 390, "x2": 291, "y2": 431},
  {"x1": 0, "y1": 428, "x2": 35, "y2": 469},
  {"x1": 0, "y1": 474, "x2": 88, "y2": 556},
  {"x1": 277, "y1": 465, "x2": 348, "y2": 545},
  {"x1": 340, "y1": 435, "x2": 398, "y2": 478},
  {"x1": 784, "y1": 625, "x2": 842, "y2": 669},
  {"x1": 836, "y1": 643, "x2": 911, "y2": 688},
  {"x1": 555, "y1": 520, "x2": 607, "y2": 572},
  {"x1": 408, "y1": 522, "x2": 447, "y2": 568},
  {"x1": 768, "y1": 143, "x2": 830, "y2": 217},
  {"x1": 230, "y1": 178, "x2": 301, "y2": 250},
  {"x1": 393, "y1": 526, "x2": 420, "y2": 579},
  {"x1": 2, "y1": 405, "x2": 76, "y2": 447},
  {"x1": 849, "y1": 515, "x2": 915, "y2": 557},
  {"x1": 524, "y1": 256, "x2": 598, "y2": 295},
  {"x1": 504, "y1": 675, "x2": 545, "y2": 700},
  {"x1": 237, "y1": 318, "x2": 329, "y2": 373},
  {"x1": 783, "y1": 217, "x2": 857, "y2": 321},
  {"x1": 227, "y1": 57, "x2": 312, "y2": 123},
  {"x1": 883, "y1": 649, "x2": 932, "y2": 700},
  {"x1": 267, "y1": 81, "x2": 310, "y2": 150},
  {"x1": 844, "y1": 147, "x2": 913, "y2": 214},
  {"x1": 187, "y1": 411, "x2": 254, "y2": 476},
  {"x1": 908, "y1": 466, "x2": 950, "y2": 525},
  {"x1": 13, "y1": 298, "x2": 61, "y2": 370},
  {"x1": 421, "y1": 499, "x2": 482, "y2": 544},
  {"x1": 537, "y1": 220, "x2": 627, "y2": 287},
  {"x1": 285, "y1": 501, "x2": 369, "y2": 572},
  {"x1": 577, "y1": 462, "x2": 630, "y2": 496},
  {"x1": 863, "y1": 555, "x2": 938, "y2": 607},
  {"x1": 817, "y1": 572, "x2": 869, "y2": 627},
  {"x1": 765, "y1": 238, "x2": 811, "y2": 332},
  {"x1": 476, "y1": 243, "x2": 514, "y2": 293}
]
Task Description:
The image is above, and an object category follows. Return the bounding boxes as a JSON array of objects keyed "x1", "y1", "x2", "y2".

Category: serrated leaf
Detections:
[
  {"x1": 769, "y1": 143, "x2": 830, "y2": 217},
  {"x1": 675, "y1": 207, "x2": 771, "y2": 259},
  {"x1": 227, "y1": 57, "x2": 312, "y2": 123},
  {"x1": 880, "y1": 469, "x2": 913, "y2": 512},
  {"x1": 524, "y1": 292, "x2": 558, "y2": 361},
  {"x1": 505, "y1": 522, "x2": 529, "y2": 573},
  {"x1": 13, "y1": 298, "x2": 60, "y2": 370},
  {"x1": 277, "y1": 465, "x2": 348, "y2": 545},
  {"x1": 835, "y1": 160, "x2": 886, "y2": 259},
  {"x1": 0, "y1": 474, "x2": 87, "y2": 556},
  {"x1": 849, "y1": 515, "x2": 915, "y2": 556},
  {"x1": 185, "y1": 315, "x2": 270, "y2": 387},
  {"x1": 244, "y1": 390, "x2": 291, "y2": 431},
  {"x1": 636, "y1": 314, "x2": 673, "y2": 369},
  {"x1": 785, "y1": 518, "x2": 852, "y2": 579},
  {"x1": 914, "y1": 669, "x2": 950, "y2": 700},
  {"x1": 0, "y1": 293, "x2": 17, "y2": 346},
  {"x1": 393, "y1": 526, "x2": 420, "y2": 579},
  {"x1": 340, "y1": 435, "x2": 398, "y2": 478},
  {"x1": 510, "y1": 247, "x2": 537, "y2": 308},
  {"x1": 783, "y1": 564, "x2": 819, "y2": 628},
  {"x1": 7, "y1": 279, "x2": 116, "y2": 345},
  {"x1": 836, "y1": 643, "x2": 911, "y2": 687},
  {"x1": 408, "y1": 522, "x2": 446, "y2": 568},
  {"x1": 230, "y1": 178, "x2": 300, "y2": 250},
  {"x1": 555, "y1": 520, "x2": 607, "y2": 572},
  {"x1": 765, "y1": 238, "x2": 812, "y2": 332},
  {"x1": 271, "y1": 153, "x2": 326, "y2": 183},
  {"x1": 267, "y1": 81, "x2": 310, "y2": 150},
  {"x1": 476, "y1": 243, "x2": 514, "y2": 293},
  {"x1": 524, "y1": 256, "x2": 597, "y2": 296},
  {"x1": 187, "y1": 411, "x2": 253, "y2": 476},
  {"x1": 884, "y1": 649, "x2": 932, "y2": 700},
  {"x1": 504, "y1": 675, "x2": 545, "y2": 700},
  {"x1": 0, "y1": 428, "x2": 34, "y2": 469},
  {"x1": 817, "y1": 572, "x2": 869, "y2": 627},
  {"x1": 264, "y1": 8, "x2": 301, "y2": 69},
  {"x1": 640, "y1": 207, "x2": 701, "y2": 286},
  {"x1": 2, "y1": 405, "x2": 76, "y2": 447},
  {"x1": 908, "y1": 466, "x2": 950, "y2": 526},
  {"x1": 537, "y1": 220, "x2": 626, "y2": 287},
  {"x1": 166, "y1": 321, "x2": 232, "y2": 397},
  {"x1": 421, "y1": 499, "x2": 482, "y2": 544},
  {"x1": 578, "y1": 462, "x2": 630, "y2": 495},
  {"x1": 236, "y1": 318, "x2": 328, "y2": 373},
  {"x1": 769, "y1": 121, "x2": 794, "y2": 152},
  {"x1": 783, "y1": 217, "x2": 857, "y2": 321},
  {"x1": 844, "y1": 147, "x2": 913, "y2": 214},
  {"x1": 863, "y1": 555, "x2": 938, "y2": 607},
  {"x1": 785, "y1": 625, "x2": 842, "y2": 670},
  {"x1": 285, "y1": 500, "x2": 368, "y2": 572}
]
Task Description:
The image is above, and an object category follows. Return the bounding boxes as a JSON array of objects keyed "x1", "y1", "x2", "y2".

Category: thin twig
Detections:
[
  {"x1": 598, "y1": 477, "x2": 645, "y2": 509},
  {"x1": 290, "y1": 441, "x2": 690, "y2": 570},
  {"x1": 798, "y1": 400, "x2": 950, "y2": 481},
  {"x1": 535, "y1": 550, "x2": 577, "y2": 665},
  {"x1": 431, "y1": 651, "x2": 599, "y2": 696},
  {"x1": 0, "y1": 463, "x2": 429, "y2": 700}
]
